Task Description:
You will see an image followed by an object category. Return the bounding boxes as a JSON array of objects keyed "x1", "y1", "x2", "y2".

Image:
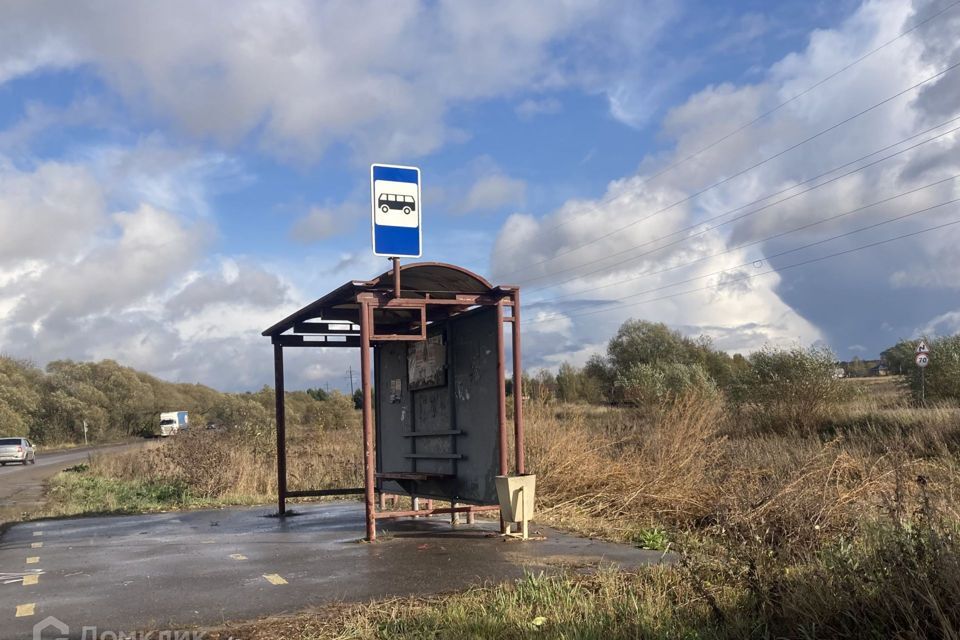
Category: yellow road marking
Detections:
[
  {"x1": 15, "y1": 603, "x2": 35, "y2": 617},
  {"x1": 32, "y1": 532, "x2": 42, "y2": 537},
  {"x1": 23, "y1": 575, "x2": 38, "y2": 586},
  {"x1": 31, "y1": 542, "x2": 42, "y2": 549},
  {"x1": 26, "y1": 557, "x2": 39, "y2": 564},
  {"x1": 229, "y1": 554, "x2": 247, "y2": 560},
  {"x1": 262, "y1": 573, "x2": 288, "y2": 585}
]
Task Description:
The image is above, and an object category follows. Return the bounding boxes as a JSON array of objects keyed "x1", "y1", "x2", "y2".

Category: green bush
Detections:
[
  {"x1": 613, "y1": 362, "x2": 717, "y2": 406},
  {"x1": 732, "y1": 346, "x2": 847, "y2": 433}
]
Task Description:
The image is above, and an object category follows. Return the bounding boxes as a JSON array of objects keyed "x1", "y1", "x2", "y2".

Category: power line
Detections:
[
  {"x1": 487, "y1": 0, "x2": 960, "y2": 257},
  {"x1": 525, "y1": 206, "x2": 960, "y2": 326},
  {"x1": 520, "y1": 116, "x2": 960, "y2": 290},
  {"x1": 536, "y1": 173, "x2": 959, "y2": 304},
  {"x1": 495, "y1": 58, "x2": 960, "y2": 280}
]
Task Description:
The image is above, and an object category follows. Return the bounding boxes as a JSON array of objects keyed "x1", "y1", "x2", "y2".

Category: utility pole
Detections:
[{"x1": 346, "y1": 366, "x2": 356, "y2": 395}]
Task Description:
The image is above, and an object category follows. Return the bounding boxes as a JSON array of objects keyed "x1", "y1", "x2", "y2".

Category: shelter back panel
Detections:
[{"x1": 374, "y1": 306, "x2": 500, "y2": 504}]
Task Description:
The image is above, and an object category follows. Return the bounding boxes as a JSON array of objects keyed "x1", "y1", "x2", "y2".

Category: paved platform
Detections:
[{"x1": 0, "y1": 502, "x2": 669, "y2": 639}]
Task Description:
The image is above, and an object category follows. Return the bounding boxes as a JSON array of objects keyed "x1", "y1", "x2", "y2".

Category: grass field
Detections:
[{"x1": 29, "y1": 377, "x2": 960, "y2": 638}]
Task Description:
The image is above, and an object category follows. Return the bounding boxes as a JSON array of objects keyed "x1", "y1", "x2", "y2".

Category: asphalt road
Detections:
[
  {"x1": 0, "y1": 502, "x2": 671, "y2": 639},
  {"x1": 0, "y1": 442, "x2": 145, "y2": 515}
]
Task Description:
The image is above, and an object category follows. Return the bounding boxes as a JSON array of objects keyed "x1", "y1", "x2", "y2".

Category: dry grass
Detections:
[
  {"x1": 41, "y1": 422, "x2": 364, "y2": 517},
  {"x1": 528, "y1": 383, "x2": 960, "y2": 556},
  {"x1": 527, "y1": 395, "x2": 725, "y2": 540}
]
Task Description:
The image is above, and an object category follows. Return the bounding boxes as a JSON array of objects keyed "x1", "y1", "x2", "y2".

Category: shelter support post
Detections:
[
  {"x1": 360, "y1": 301, "x2": 377, "y2": 541},
  {"x1": 273, "y1": 342, "x2": 287, "y2": 517},
  {"x1": 511, "y1": 289, "x2": 525, "y2": 474},
  {"x1": 496, "y1": 301, "x2": 509, "y2": 534},
  {"x1": 392, "y1": 257, "x2": 401, "y2": 298}
]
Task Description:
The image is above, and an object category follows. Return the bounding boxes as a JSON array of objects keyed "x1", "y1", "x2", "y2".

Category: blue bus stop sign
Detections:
[{"x1": 371, "y1": 164, "x2": 422, "y2": 258}]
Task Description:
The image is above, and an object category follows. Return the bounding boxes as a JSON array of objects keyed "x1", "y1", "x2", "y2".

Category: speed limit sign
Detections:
[{"x1": 916, "y1": 353, "x2": 930, "y2": 368}]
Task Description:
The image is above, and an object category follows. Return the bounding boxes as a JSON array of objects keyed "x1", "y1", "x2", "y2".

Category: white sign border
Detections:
[{"x1": 370, "y1": 163, "x2": 422, "y2": 259}]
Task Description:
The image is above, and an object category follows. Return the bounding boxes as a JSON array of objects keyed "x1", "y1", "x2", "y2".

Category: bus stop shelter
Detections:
[{"x1": 262, "y1": 262, "x2": 524, "y2": 541}]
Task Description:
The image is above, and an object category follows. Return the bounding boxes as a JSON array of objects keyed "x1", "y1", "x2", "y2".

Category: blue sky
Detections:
[{"x1": 0, "y1": 0, "x2": 957, "y2": 390}]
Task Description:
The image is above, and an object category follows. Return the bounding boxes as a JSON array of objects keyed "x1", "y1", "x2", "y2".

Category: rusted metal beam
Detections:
[
  {"x1": 376, "y1": 471, "x2": 454, "y2": 481},
  {"x1": 374, "y1": 505, "x2": 500, "y2": 520},
  {"x1": 358, "y1": 293, "x2": 504, "y2": 307},
  {"x1": 359, "y1": 301, "x2": 376, "y2": 542},
  {"x1": 285, "y1": 488, "x2": 364, "y2": 498},
  {"x1": 369, "y1": 334, "x2": 426, "y2": 342},
  {"x1": 512, "y1": 289, "x2": 525, "y2": 474},
  {"x1": 273, "y1": 343, "x2": 287, "y2": 517}
]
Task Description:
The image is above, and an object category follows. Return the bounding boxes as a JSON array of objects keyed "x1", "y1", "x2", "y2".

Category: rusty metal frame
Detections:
[{"x1": 264, "y1": 263, "x2": 524, "y2": 541}]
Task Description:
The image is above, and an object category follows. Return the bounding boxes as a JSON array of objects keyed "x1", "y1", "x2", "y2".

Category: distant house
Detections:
[{"x1": 839, "y1": 358, "x2": 887, "y2": 377}]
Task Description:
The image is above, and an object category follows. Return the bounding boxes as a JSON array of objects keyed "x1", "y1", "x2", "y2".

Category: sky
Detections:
[{"x1": 0, "y1": 0, "x2": 958, "y2": 391}]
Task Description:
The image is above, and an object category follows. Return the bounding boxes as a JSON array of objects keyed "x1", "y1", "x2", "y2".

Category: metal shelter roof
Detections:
[{"x1": 262, "y1": 262, "x2": 508, "y2": 337}]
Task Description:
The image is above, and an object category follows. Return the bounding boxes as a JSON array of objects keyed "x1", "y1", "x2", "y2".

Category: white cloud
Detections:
[
  {"x1": 920, "y1": 309, "x2": 960, "y2": 336},
  {"x1": 0, "y1": 159, "x2": 106, "y2": 264},
  {"x1": 0, "y1": 148, "x2": 310, "y2": 391},
  {"x1": 490, "y1": 0, "x2": 960, "y2": 370},
  {"x1": 0, "y1": 1, "x2": 667, "y2": 163},
  {"x1": 0, "y1": 1, "x2": 686, "y2": 162},
  {"x1": 455, "y1": 173, "x2": 527, "y2": 215},
  {"x1": 289, "y1": 203, "x2": 361, "y2": 244},
  {"x1": 11, "y1": 204, "x2": 208, "y2": 322},
  {"x1": 166, "y1": 259, "x2": 289, "y2": 316},
  {"x1": 81, "y1": 136, "x2": 248, "y2": 218},
  {"x1": 0, "y1": 23, "x2": 77, "y2": 84},
  {"x1": 0, "y1": 97, "x2": 109, "y2": 154},
  {"x1": 516, "y1": 97, "x2": 562, "y2": 119}
]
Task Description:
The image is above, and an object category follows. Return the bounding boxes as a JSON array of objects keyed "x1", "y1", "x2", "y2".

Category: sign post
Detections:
[{"x1": 915, "y1": 341, "x2": 930, "y2": 404}]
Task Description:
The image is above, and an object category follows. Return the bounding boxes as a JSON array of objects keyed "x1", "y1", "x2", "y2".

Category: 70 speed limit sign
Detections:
[{"x1": 916, "y1": 352, "x2": 930, "y2": 368}]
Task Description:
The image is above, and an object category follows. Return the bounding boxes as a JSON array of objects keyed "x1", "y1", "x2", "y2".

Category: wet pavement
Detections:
[{"x1": 0, "y1": 502, "x2": 670, "y2": 639}]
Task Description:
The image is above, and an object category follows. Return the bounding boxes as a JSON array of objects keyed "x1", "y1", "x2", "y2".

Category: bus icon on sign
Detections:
[{"x1": 378, "y1": 193, "x2": 416, "y2": 215}]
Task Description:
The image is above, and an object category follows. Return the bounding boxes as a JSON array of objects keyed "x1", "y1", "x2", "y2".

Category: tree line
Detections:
[
  {"x1": 3, "y1": 321, "x2": 956, "y2": 445},
  {"x1": 0, "y1": 357, "x2": 355, "y2": 445},
  {"x1": 517, "y1": 319, "x2": 960, "y2": 408}
]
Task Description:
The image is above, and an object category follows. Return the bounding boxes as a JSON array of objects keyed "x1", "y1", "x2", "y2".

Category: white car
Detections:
[{"x1": 0, "y1": 437, "x2": 36, "y2": 465}]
